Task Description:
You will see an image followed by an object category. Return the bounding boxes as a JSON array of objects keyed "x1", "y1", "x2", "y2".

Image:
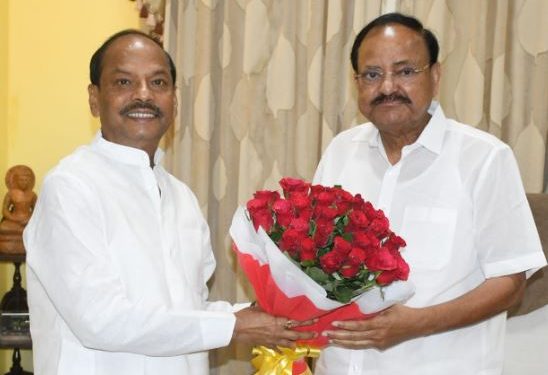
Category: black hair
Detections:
[
  {"x1": 89, "y1": 29, "x2": 176, "y2": 86},
  {"x1": 350, "y1": 12, "x2": 439, "y2": 72}
]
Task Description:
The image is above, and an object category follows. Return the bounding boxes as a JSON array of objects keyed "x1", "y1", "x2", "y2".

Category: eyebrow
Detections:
[
  {"x1": 110, "y1": 68, "x2": 170, "y2": 76},
  {"x1": 392, "y1": 60, "x2": 415, "y2": 67}
]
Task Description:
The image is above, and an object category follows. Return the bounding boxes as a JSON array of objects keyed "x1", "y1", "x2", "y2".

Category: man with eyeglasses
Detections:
[{"x1": 313, "y1": 12, "x2": 546, "y2": 374}]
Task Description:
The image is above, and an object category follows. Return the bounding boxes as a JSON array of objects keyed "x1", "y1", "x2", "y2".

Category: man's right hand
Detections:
[{"x1": 232, "y1": 307, "x2": 316, "y2": 348}]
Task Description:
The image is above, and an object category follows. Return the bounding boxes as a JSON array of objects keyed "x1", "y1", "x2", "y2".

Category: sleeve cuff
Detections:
[
  {"x1": 198, "y1": 311, "x2": 236, "y2": 349},
  {"x1": 483, "y1": 252, "x2": 547, "y2": 279}
]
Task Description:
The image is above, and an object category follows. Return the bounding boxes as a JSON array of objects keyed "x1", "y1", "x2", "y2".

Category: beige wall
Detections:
[{"x1": 0, "y1": 0, "x2": 138, "y2": 371}]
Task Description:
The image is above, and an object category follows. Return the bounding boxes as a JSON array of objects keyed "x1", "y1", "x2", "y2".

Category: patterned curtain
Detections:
[
  {"x1": 397, "y1": 0, "x2": 547, "y2": 192},
  {"x1": 159, "y1": 0, "x2": 547, "y2": 373}
]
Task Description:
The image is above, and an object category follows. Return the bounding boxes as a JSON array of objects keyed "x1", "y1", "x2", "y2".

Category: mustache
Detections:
[
  {"x1": 371, "y1": 93, "x2": 411, "y2": 106},
  {"x1": 120, "y1": 101, "x2": 162, "y2": 117}
]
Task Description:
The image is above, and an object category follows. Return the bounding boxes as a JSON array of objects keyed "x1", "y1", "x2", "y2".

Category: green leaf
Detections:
[
  {"x1": 269, "y1": 231, "x2": 282, "y2": 242},
  {"x1": 309, "y1": 220, "x2": 317, "y2": 237},
  {"x1": 322, "y1": 282, "x2": 335, "y2": 299},
  {"x1": 306, "y1": 267, "x2": 330, "y2": 283},
  {"x1": 333, "y1": 286, "x2": 353, "y2": 303},
  {"x1": 317, "y1": 247, "x2": 330, "y2": 257},
  {"x1": 342, "y1": 232, "x2": 353, "y2": 242}
]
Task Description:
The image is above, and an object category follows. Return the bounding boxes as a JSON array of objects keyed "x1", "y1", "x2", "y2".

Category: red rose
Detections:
[
  {"x1": 348, "y1": 246, "x2": 367, "y2": 266},
  {"x1": 313, "y1": 220, "x2": 334, "y2": 247},
  {"x1": 377, "y1": 256, "x2": 409, "y2": 285},
  {"x1": 299, "y1": 238, "x2": 316, "y2": 261},
  {"x1": 246, "y1": 197, "x2": 269, "y2": 214},
  {"x1": 352, "y1": 194, "x2": 366, "y2": 210},
  {"x1": 348, "y1": 210, "x2": 369, "y2": 229},
  {"x1": 315, "y1": 205, "x2": 338, "y2": 221},
  {"x1": 333, "y1": 236, "x2": 352, "y2": 255},
  {"x1": 365, "y1": 246, "x2": 397, "y2": 271},
  {"x1": 289, "y1": 217, "x2": 309, "y2": 234},
  {"x1": 251, "y1": 210, "x2": 274, "y2": 232},
  {"x1": 339, "y1": 262, "x2": 360, "y2": 278},
  {"x1": 272, "y1": 199, "x2": 294, "y2": 227},
  {"x1": 396, "y1": 255, "x2": 410, "y2": 280},
  {"x1": 353, "y1": 232, "x2": 379, "y2": 250},
  {"x1": 289, "y1": 192, "x2": 311, "y2": 211},
  {"x1": 373, "y1": 208, "x2": 387, "y2": 220},
  {"x1": 320, "y1": 251, "x2": 344, "y2": 274},
  {"x1": 310, "y1": 184, "x2": 327, "y2": 195},
  {"x1": 316, "y1": 191, "x2": 336, "y2": 207},
  {"x1": 298, "y1": 207, "x2": 313, "y2": 221},
  {"x1": 363, "y1": 201, "x2": 377, "y2": 219},
  {"x1": 385, "y1": 234, "x2": 406, "y2": 251},
  {"x1": 370, "y1": 217, "x2": 389, "y2": 237},
  {"x1": 352, "y1": 232, "x2": 372, "y2": 248},
  {"x1": 276, "y1": 213, "x2": 293, "y2": 227},
  {"x1": 272, "y1": 199, "x2": 292, "y2": 215},
  {"x1": 253, "y1": 190, "x2": 280, "y2": 204},
  {"x1": 334, "y1": 189, "x2": 354, "y2": 215},
  {"x1": 279, "y1": 177, "x2": 310, "y2": 197},
  {"x1": 279, "y1": 228, "x2": 301, "y2": 254}
]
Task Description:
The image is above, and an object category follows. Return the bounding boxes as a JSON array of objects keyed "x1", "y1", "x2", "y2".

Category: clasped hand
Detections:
[{"x1": 232, "y1": 306, "x2": 317, "y2": 348}]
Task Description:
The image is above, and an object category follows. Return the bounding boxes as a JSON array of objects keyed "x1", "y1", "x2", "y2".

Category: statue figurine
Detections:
[{"x1": 0, "y1": 165, "x2": 37, "y2": 255}]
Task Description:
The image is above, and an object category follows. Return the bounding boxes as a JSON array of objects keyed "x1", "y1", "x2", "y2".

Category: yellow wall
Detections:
[
  {"x1": 1, "y1": 0, "x2": 138, "y2": 371},
  {"x1": 0, "y1": 0, "x2": 11, "y2": 370},
  {"x1": 1, "y1": 0, "x2": 8, "y2": 181}
]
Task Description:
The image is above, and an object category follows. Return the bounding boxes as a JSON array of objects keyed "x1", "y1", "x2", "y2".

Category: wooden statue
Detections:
[{"x1": 0, "y1": 165, "x2": 37, "y2": 255}]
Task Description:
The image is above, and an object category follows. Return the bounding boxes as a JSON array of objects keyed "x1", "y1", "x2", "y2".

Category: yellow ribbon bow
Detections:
[{"x1": 251, "y1": 345, "x2": 320, "y2": 375}]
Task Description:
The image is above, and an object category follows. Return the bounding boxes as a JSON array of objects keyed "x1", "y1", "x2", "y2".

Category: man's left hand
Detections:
[{"x1": 323, "y1": 304, "x2": 424, "y2": 350}]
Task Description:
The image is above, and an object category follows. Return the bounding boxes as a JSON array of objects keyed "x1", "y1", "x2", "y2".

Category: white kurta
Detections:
[
  {"x1": 313, "y1": 102, "x2": 547, "y2": 375},
  {"x1": 24, "y1": 134, "x2": 237, "y2": 375}
]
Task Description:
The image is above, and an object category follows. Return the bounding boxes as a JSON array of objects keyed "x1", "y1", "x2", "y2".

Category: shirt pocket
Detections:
[{"x1": 400, "y1": 205, "x2": 457, "y2": 270}]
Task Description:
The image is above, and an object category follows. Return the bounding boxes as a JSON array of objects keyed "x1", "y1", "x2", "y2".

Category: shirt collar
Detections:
[
  {"x1": 91, "y1": 131, "x2": 165, "y2": 167},
  {"x1": 353, "y1": 101, "x2": 446, "y2": 155},
  {"x1": 415, "y1": 101, "x2": 446, "y2": 155}
]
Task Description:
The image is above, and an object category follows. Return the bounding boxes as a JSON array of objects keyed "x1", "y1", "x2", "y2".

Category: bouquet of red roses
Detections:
[{"x1": 230, "y1": 178, "x2": 414, "y2": 373}]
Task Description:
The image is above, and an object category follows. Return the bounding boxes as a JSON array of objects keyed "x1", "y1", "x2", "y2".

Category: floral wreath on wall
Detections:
[{"x1": 129, "y1": 0, "x2": 165, "y2": 43}]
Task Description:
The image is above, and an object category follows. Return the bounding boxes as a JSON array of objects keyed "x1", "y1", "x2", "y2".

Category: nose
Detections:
[
  {"x1": 133, "y1": 80, "x2": 153, "y2": 101},
  {"x1": 378, "y1": 73, "x2": 396, "y2": 94}
]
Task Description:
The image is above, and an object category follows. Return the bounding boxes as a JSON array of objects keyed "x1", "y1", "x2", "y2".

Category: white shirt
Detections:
[
  {"x1": 24, "y1": 134, "x2": 237, "y2": 375},
  {"x1": 313, "y1": 102, "x2": 547, "y2": 375}
]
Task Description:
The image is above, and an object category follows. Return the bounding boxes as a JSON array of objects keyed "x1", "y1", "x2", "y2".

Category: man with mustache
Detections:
[
  {"x1": 23, "y1": 30, "x2": 314, "y2": 375},
  {"x1": 313, "y1": 13, "x2": 546, "y2": 374}
]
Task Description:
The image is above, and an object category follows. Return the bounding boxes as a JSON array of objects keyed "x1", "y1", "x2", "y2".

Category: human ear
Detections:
[
  {"x1": 173, "y1": 93, "x2": 178, "y2": 119},
  {"x1": 430, "y1": 62, "x2": 441, "y2": 97},
  {"x1": 88, "y1": 84, "x2": 100, "y2": 117}
]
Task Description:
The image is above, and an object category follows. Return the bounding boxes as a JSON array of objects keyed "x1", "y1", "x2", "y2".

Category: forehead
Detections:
[
  {"x1": 357, "y1": 24, "x2": 429, "y2": 67},
  {"x1": 101, "y1": 35, "x2": 170, "y2": 74}
]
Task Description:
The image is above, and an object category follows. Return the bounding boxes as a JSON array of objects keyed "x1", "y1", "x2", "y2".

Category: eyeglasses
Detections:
[{"x1": 354, "y1": 63, "x2": 430, "y2": 87}]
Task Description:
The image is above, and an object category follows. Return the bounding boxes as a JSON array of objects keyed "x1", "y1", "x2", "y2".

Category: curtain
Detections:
[
  {"x1": 397, "y1": 0, "x2": 547, "y2": 192},
  {"x1": 161, "y1": 0, "x2": 547, "y2": 373}
]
